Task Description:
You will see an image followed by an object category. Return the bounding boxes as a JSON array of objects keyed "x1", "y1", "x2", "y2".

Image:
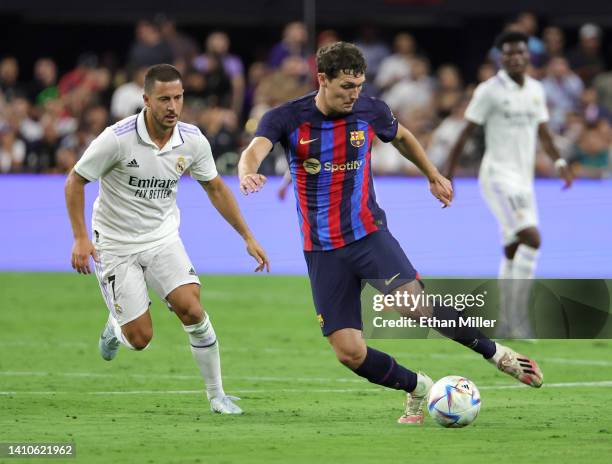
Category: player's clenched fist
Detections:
[{"x1": 240, "y1": 173, "x2": 267, "y2": 195}]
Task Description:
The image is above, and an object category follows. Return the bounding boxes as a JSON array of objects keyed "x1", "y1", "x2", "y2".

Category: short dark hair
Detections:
[
  {"x1": 316, "y1": 42, "x2": 367, "y2": 79},
  {"x1": 494, "y1": 31, "x2": 529, "y2": 51},
  {"x1": 144, "y1": 64, "x2": 182, "y2": 94}
]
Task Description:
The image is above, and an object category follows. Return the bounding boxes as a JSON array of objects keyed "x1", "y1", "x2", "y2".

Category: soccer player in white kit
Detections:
[
  {"x1": 64, "y1": 64, "x2": 270, "y2": 414},
  {"x1": 446, "y1": 32, "x2": 573, "y2": 338}
]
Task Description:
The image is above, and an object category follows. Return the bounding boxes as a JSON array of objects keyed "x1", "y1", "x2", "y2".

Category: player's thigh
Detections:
[
  {"x1": 143, "y1": 239, "x2": 202, "y2": 313},
  {"x1": 94, "y1": 250, "x2": 151, "y2": 327},
  {"x1": 480, "y1": 180, "x2": 538, "y2": 246},
  {"x1": 304, "y1": 249, "x2": 362, "y2": 336},
  {"x1": 353, "y1": 230, "x2": 419, "y2": 293}
]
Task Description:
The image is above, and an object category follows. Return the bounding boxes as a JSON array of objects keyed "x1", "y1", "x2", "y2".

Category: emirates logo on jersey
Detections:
[
  {"x1": 350, "y1": 130, "x2": 365, "y2": 148},
  {"x1": 176, "y1": 156, "x2": 186, "y2": 174}
]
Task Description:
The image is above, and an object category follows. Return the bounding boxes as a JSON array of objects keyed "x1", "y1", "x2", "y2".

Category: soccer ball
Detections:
[{"x1": 427, "y1": 375, "x2": 481, "y2": 428}]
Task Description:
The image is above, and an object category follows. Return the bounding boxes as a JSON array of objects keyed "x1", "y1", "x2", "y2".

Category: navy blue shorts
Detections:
[{"x1": 303, "y1": 230, "x2": 418, "y2": 336}]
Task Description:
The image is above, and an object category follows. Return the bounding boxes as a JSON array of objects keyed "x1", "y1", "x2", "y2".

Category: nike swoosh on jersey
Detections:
[
  {"x1": 299, "y1": 137, "x2": 318, "y2": 145},
  {"x1": 384, "y1": 273, "x2": 401, "y2": 286}
]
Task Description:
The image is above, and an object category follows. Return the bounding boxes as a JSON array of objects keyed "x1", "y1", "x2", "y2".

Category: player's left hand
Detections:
[
  {"x1": 240, "y1": 173, "x2": 267, "y2": 195},
  {"x1": 245, "y1": 237, "x2": 270, "y2": 272},
  {"x1": 559, "y1": 165, "x2": 574, "y2": 190},
  {"x1": 429, "y1": 173, "x2": 453, "y2": 208}
]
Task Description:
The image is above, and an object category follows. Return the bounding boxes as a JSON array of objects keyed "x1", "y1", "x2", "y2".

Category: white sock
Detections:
[
  {"x1": 496, "y1": 257, "x2": 514, "y2": 336},
  {"x1": 184, "y1": 315, "x2": 225, "y2": 400},
  {"x1": 510, "y1": 245, "x2": 539, "y2": 337},
  {"x1": 109, "y1": 314, "x2": 135, "y2": 350}
]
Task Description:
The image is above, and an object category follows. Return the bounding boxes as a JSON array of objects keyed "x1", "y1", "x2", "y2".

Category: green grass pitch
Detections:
[{"x1": 1, "y1": 273, "x2": 611, "y2": 463}]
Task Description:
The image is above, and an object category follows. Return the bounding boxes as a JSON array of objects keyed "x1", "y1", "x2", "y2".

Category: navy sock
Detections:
[
  {"x1": 432, "y1": 305, "x2": 496, "y2": 359},
  {"x1": 353, "y1": 347, "x2": 418, "y2": 392}
]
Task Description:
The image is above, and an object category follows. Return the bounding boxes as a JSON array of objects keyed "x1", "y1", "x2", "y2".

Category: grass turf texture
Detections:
[{"x1": 1, "y1": 273, "x2": 611, "y2": 464}]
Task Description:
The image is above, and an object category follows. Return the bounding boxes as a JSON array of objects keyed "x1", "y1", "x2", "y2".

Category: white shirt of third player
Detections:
[
  {"x1": 465, "y1": 70, "x2": 549, "y2": 186},
  {"x1": 74, "y1": 109, "x2": 218, "y2": 255}
]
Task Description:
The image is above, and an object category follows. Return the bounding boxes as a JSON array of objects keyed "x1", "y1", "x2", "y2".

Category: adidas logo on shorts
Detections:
[
  {"x1": 126, "y1": 158, "x2": 140, "y2": 168},
  {"x1": 188, "y1": 267, "x2": 197, "y2": 276}
]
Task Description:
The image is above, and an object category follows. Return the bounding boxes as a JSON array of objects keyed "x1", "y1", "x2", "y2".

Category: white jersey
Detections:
[
  {"x1": 74, "y1": 109, "x2": 218, "y2": 255},
  {"x1": 465, "y1": 70, "x2": 549, "y2": 186}
]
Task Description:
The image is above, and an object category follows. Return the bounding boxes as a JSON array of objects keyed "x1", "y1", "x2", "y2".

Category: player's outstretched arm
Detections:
[
  {"x1": 444, "y1": 121, "x2": 478, "y2": 180},
  {"x1": 238, "y1": 137, "x2": 273, "y2": 195},
  {"x1": 199, "y1": 176, "x2": 270, "y2": 272},
  {"x1": 64, "y1": 169, "x2": 98, "y2": 274},
  {"x1": 391, "y1": 124, "x2": 453, "y2": 208},
  {"x1": 538, "y1": 123, "x2": 573, "y2": 189}
]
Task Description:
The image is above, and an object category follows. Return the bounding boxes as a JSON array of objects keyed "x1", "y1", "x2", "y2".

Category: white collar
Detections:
[
  {"x1": 136, "y1": 109, "x2": 184, "y2": 154},
  {"x1": 497, "y1": 69, "x2": 525, "y2": 90}
]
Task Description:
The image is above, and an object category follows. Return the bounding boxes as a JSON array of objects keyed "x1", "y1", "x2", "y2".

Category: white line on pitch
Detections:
[{"x1": 2, "y1": 380, "x2": 612, "y2": 396}]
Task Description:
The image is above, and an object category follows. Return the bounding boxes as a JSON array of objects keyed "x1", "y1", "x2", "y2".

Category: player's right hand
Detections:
[
  {"x1": 71, "y1": 237, "x2": 99, "y2": 274},
  {"x1": 240, "y1": 173, "x2": 267, "y2": 195}
]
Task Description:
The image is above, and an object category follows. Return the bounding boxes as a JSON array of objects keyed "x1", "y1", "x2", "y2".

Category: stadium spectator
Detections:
[
  {"x1": 58, "y1": 53, "x2": 112, "y2": 118},
  {"x1": 374, "y1": 32, "x2": 417, "y2": 94},
  {"x1": 243, "y1": 62, "x2": 269, "y2": 122},
  {"x1": 354, "y1": 26, "x2": 390, "y2": 93},
  {"x1": 434, "y1": 64, "x2": 464, "y2": 119},
  {"x1": 110, "y1": 66, "x2": 146, "y2": 120},
  {"x1": 542, "y1": 56, "x2": 584, "y2": 133},
  {"x1": 542, "y1": 26, "x2": 565, "y2": 61},
  {"x1": 382, "y1": 55, "x2": 434, "y2": 120},
  {"x1": 579, "y1": 87, "x2": 611, "y2": 123},
  {"x1": 127, "y1": 19, "x2": 174, "y2": 70},
  {"x1": 268, "y1": 21, "x2": 309, "y2": 68},
  {"x1": 0, "y1": 57, "x2": 25, "y2": 102},
  {"x1": 27, "y1": 58, "x2": 59, "y2": 107},
  {"x1": 567, "y1": 23, "x2": 605, "y2": 85},
  {"x1": 27, "y1": 113, "x2": 62, "y2": 172},
  {"x1": 7, "y1": 96, "x2": 43, "y2": 145},
  {"x1": 193, "y1": 32, "x2": 245, "y2": 115},
  {"x1": 429, "y1": 98, "x2": 480, "y2": 176},
  {"x1": 251, "y1": 55, "x2": 312, "y2": 118},
  {"x1": 570, "y1": 117, "x2": 611, "y2": 178},
  {"x1": 477, "y1": 62, "x2": 496, "y2": 83},
  {"x1": 308, "y1": 30, "x2": 340, "y2": 87},
  {"x1": 593, "y1": 71, "x2": 612, "y2": 114},
  {"x1": 0, "y1": 126, "x2": 26, "y2": 173},
  {"x1": 156, "y1": 15, "x2": 199, "y2": 66}
]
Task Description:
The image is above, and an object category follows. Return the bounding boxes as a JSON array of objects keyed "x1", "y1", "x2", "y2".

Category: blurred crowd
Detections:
[{"x1": 1, "y1": 12, "x2": 611, "y2": 178}]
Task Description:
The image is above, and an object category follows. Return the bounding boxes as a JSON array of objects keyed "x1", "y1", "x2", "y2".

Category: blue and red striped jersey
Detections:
[{"x1": 256, "y1": 92, "x2": 399, "y2": 251}]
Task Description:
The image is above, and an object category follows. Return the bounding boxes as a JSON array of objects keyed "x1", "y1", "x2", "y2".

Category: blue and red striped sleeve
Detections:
[{"x1": 369, "y1": 98, "x2": 398, "y2": 142}]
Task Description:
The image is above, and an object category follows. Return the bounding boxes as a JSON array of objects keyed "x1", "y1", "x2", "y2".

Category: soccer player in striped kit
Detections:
[{"x1": 239, "y1": 42, "x2": 543, "y2": 424}]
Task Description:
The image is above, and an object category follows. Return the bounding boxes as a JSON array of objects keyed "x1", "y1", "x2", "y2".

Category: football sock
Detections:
[
  {"x1": 184, "y1": 315, "x2": 225, "y2": 400},
  {"x1": 353, "y1": 347, "x2": 418, "y2": 392},
  {"x1": 510, "y1": 244, "x2": 539, "y2": 337},
  {"x1": 497, "y1": 257, "x2": 514, "y2": 336},
  {"x1": 110, "y1": 315, "x2": 135, "y2": 350},
  {"x1": 432, "y1": 305, "x2": 497, "y2": 359}
]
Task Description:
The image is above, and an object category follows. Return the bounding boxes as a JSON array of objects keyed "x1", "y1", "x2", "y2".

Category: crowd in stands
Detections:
[{"x1": 1, "y1": 12, "x2": 611, "y2": 178}]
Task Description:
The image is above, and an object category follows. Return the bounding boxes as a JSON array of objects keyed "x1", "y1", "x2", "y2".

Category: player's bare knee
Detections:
[
  {"x1": 334, "y1": 345, "x2": 367, "y2": 368},
  {"x1": 173, "y1": 303, "x2": 204, "y2": 325},
  {"x1": 517, "y1": 228, "x2": 541, "y2": 249},
  {"x1": 125, "y1": 329, "x2": 153, "y2": 350}
]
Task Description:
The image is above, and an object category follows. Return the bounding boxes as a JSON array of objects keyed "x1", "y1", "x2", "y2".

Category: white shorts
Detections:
[
  {"x1": 93, "y1": 239, "x2": 200, "y2": 326},
  {"x1": 479, "y1": 178, "x2": 538, "y2": 246}
]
